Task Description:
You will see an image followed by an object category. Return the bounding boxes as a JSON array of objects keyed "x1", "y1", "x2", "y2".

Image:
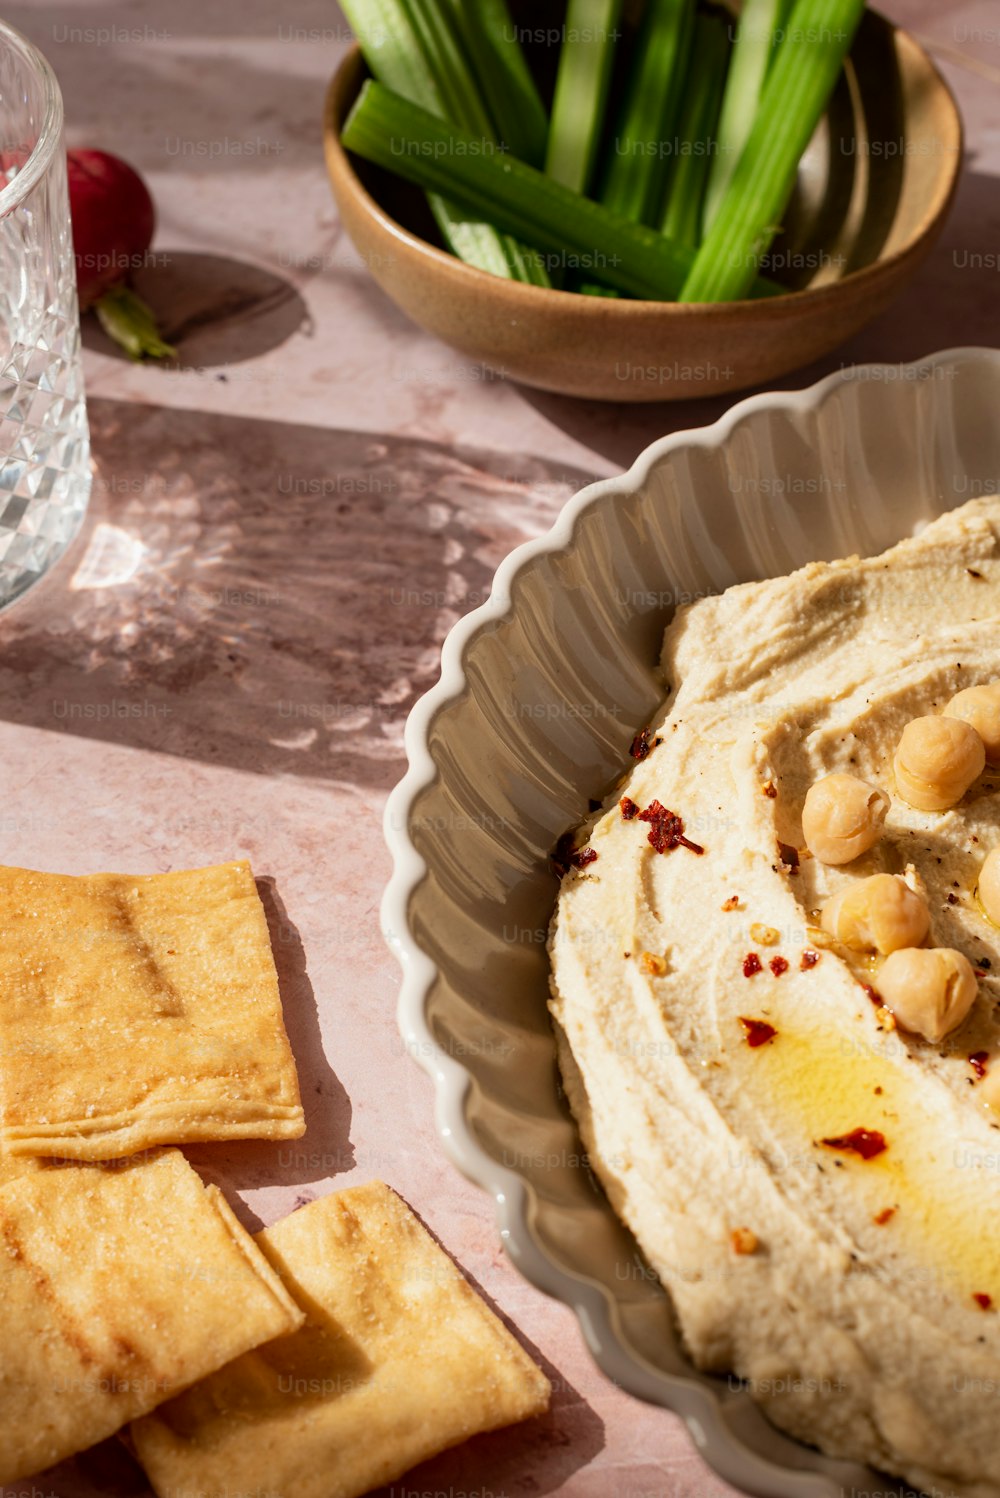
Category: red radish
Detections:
[
  {"x1": 66, "y1": 148, "x2": 174, "y2": 359},
  {"x1": 67, "y1": 149, "x2": 154, "y2": 306}
]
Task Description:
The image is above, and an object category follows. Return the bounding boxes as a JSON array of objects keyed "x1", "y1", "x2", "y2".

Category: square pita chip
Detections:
[
  {"x1": 0, "y1": 1144, "x2": 40, "y2": 1187},
  {"x1": 132, "y1": 1180, "x2": 551, "y2": 1498},
  {"x1": 0, "y1": 1148, "x2": 304, "y2": 1484},
  {"x1": 0, "y1": 859, "x2": 305, "y2": 1158}
]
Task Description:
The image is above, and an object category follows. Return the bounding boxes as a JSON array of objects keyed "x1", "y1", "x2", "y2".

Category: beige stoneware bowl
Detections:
[
  {"x1": 325, "y1": 14, "x2": 962, "y2": 402},
  {"x1": 383, "y1": 348, "x2": 1000, "y2": 1496}
]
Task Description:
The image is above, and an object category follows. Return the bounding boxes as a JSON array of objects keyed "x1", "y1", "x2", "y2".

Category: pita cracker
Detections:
[
  {"x1": 0, "y1": 1148, "x2": 304, "y2": 1484},
  {"x1": 132, "y1": 1180, "x2": 551, "y2": 1498},
  {"x1": 0, "y1": 1143, "x2": 40, "y2": 1187},
  {"x1": 0, "y1": 859, "x2": 304, "y2": 1158}
]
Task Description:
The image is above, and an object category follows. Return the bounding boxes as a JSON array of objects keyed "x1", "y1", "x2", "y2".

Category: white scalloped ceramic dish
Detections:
[{"x1": 382, "y1": 347, "x2": 1000, "y2": 1498}]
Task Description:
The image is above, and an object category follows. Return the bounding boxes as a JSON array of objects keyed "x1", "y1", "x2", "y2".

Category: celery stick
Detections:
[
  {"x1": 342, "y1": 81, "x2": 783, "y2": 301},
  {"x1": 339, "y1": 0, "x2": 548, "y2": 284},
  {"x1": 680, "y1": 0, "x2": 865, "y2": 302},
  {"x1": 600, "y1": 0, "x2": 694, "y2": 226},
  {"x1": 402, "y1": 0, "x2": 495, "y2": 137},
  {"x1": 443, "y1": 217, "x2": 528, "y2": 279},
  {"x1": 660, "y1": 13, "x2": 729, "y2": 247},
  {"x1": 702, "y1": 0, "x2": 796, "y2": 231},
  {"x1": 545, "y1": 0, "x2": 624, "y2": 194},
  {"x1": 443, "y1": 0, "x2": 548, "y2": 167}
]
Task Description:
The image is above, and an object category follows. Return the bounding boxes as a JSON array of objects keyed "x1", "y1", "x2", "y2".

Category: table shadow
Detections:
[
  {"x1": 4, "y1": 0, "x2": 334, "y2": 174},
  {"x1": 0, "y1": 398, "x2": 599, "y2": 791}
]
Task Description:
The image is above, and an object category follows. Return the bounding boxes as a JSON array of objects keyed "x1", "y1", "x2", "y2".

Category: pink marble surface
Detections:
[{"x1": 0, "y1": 3, "x2": 997, "y2": 1495}]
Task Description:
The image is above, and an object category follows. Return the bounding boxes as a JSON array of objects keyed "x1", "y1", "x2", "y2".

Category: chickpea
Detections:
[
  {"x1": 876, "y1": 947, "x2": 978, "y2": 1043},
  {"x1": 893, "y1": 715, "x2": 985, "y2": 812},
  {"x1": 821, "y1": 874, "x2": 930, "y2": 955},
  {"x1": 801, "y1": 774, "x2": 889, "y2": 865},
  {"x1": 977, "y1": 847, "x2": 1000, "y2": 928},
  {"x1": 945, "y1": 683, "x2": 1000, "y2": 764}
]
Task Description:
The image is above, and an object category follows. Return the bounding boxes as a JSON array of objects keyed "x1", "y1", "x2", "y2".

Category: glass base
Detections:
[{"x1": 0, "y1": 461, "x2": 90, "y2": 609}]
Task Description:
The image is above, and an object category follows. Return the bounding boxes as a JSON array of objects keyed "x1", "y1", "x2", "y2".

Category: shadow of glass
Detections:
[
  {"x1": 0, "y1": 399, "x2": 600, "y2": 790},
  {"x1": 81, "y1": 252, "x2": 311, "y2": 367}
]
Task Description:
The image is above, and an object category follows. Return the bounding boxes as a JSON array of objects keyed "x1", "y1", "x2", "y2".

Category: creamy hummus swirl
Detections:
[{"x1": 549, "y1": 498, "x2": 1000, "y2": 1497}]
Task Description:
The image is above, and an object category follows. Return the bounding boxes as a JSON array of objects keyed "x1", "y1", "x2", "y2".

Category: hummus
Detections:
[{"x1": 549, "y1": 498, "x2": 1000, "y2": 1498}]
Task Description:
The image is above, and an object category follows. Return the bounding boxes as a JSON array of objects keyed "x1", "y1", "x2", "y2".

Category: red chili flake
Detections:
[
  {"x1": 620, "y1": 796, "x2": 640, "y2": 821},
  {"x1": 947, "y1": 892, "x2": 959, "y2": 906},
  {"x1": 743, "y1": 953, "x2": 763, "y2": 978},
  {"x1": 739, "y1": 1017, "x2": 776, "y2": 1047},
  {"x1": 629, "y1": 726, "x2": 663, "y2": 761},
  {"x1": 551, "y1": 833, "x2": 598, "y2": 877},
  {"x1": 800, "y1": 949, "x2": 820, "y2": 970},
  {"x1": 819, "y1": 1128, "x2": 888, "y2": 1161},
  {"x1": 861, "y1": 983, "x2": 882, "y2": 1007},
  {"x1": 762, "y1": 781, "x2": 778, "y2": 799},
  {"x1": 777, "y1": 841, "x2": 800, "y2": 874},
  {"x1": 769, "y1": 956, "x2": 789, "y2": 977},
  {"x1": 970, "y1": 1051, "x2": 990, "y2": 1080},
  {"x1": 638, "y1": 799, "x2": 704, "y2": 855},
  {"x1": 874, "y1": 1207, "x2": 896, "y2": 1226},
  {"x1": 974, "y1": 1293, "x2": 993, "y2": 1311}
]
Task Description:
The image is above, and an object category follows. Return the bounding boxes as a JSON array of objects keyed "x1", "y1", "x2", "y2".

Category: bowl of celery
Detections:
[{"x1": 325, "y1": 0, "x2": 962, "y2": 402}]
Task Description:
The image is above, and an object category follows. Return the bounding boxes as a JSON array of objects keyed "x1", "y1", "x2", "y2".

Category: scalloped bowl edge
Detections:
[{"x1": 381, "y1": 346, "x2": 1000, "y2": 1498}]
